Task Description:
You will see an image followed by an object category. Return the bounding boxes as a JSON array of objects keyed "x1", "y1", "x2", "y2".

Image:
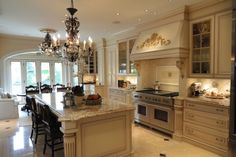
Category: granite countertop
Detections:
[
  {"x1": 35, "y1": 93, "x2": 135, "y2": 122},
  {"x1": 185, "y1": 96, "x2": 230, "y2": 107},
  {"x1": 109, "y1": 87, "x2": 135, "y2": 92}
]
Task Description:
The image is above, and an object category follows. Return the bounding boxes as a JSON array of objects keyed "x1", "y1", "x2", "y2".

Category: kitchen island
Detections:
[{"x1": 35, "y1": 93, "x2": 135, "y2": 157}]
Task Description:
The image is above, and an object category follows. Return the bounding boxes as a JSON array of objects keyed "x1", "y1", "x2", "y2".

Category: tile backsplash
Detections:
[{"x1": 187, "y1": 78, "x2": 230, "y2": 96}]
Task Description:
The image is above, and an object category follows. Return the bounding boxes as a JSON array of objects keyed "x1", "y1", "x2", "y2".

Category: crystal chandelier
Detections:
[
  {"x1": 39, "y1": 28, "x2": 61, "y2": 57},
  {"x1": 39, "y1": 0, "x2": 93, "y2": 63},
  {"x1": 63, "y1": 0, "x2": 93, "y2": 62}
]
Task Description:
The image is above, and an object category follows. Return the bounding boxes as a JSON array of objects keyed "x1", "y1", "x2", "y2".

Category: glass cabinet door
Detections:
[
  {"x1": 118, "y1": 41, "x2": 127, "y2": 74},
  {"x1": 192, "y1": 20, "x2": 211, "y2": 74},
  {"x1": 118, "y1": 39, "x2": 136, "y2": 74}
]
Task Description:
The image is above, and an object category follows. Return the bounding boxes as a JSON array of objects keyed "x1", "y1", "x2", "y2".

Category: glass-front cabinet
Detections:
[
  {"x1": 191, "y1": 19, "x2": 212, "y2": 75},
  {"x1": 118, "y1": 38, "x2": 136, "y2": 74}
]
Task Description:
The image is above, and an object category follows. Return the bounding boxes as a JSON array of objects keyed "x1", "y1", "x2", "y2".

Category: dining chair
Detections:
[
  {"x1": 41, "y1": 84, "x2": 53, "y2": 93},
  {"x1": 53, "y1": 83, "x2": 67, "y2": 92}
]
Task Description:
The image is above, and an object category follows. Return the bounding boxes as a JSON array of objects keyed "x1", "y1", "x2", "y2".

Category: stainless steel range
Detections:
[{"x1": 133, "y1": 89, "x2": 179, "y2": 135}]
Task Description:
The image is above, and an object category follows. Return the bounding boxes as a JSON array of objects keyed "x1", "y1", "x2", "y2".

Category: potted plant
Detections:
[{"x1": 72, "y1": 85, "x2": 84, "y2": 105}]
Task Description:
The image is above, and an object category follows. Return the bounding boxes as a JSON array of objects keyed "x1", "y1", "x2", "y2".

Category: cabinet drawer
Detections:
[
  {"x1": 184, "y1": 109, "x2": 229, "y2": 131},
  {"x1": 184, "y1": 123, "x2": 228, "y2": 150},
  {"x1": 185, "y1": 101, "x2": 229, "y2": 116}
]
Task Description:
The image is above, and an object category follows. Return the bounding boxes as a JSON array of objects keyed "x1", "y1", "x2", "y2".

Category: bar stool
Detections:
[
  {"x1": 40, "y1": 104, "x2": 63, "y2": 157},
  {"x1": 29, "y1": 97, "x2": 44, "y2": 144}
]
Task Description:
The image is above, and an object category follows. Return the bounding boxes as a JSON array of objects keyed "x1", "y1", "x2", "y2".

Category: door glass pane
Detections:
[
  {"x1": 129, "y1": 39, "x2": 136, "y2": 74},
  {"x1": 73, "y1": 64, "x2": 78, "y2": 85},
  {"x1": 41, "y1": 62, "x2": 50, "y2": 85},
  {"x1": 11, "y1": 62, "x2": 22, "y2": 94},
  {"x1": 154, "y1": 109, "x2": 168, "y2": 122},
  {"x1": 55, "y1": 63, "x2": 62, "y2": 84},
  {"x1": 26, "y1": 62, "x2": 36, "y2": 86},
  {"x1": 119, "y1": 42, "x2": 127, "y2": 74},
  {"x1": 137, "y1": 105, "x2": 146, "y2": 116}
]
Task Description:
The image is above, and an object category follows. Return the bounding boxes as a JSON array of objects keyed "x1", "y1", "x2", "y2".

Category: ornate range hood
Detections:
[{"x1": 130, "y1": 21, "x2": 189, "y2": 61}]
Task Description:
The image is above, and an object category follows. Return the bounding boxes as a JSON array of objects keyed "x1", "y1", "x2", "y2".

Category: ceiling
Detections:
[{"x1": 0, "y1": 0, "x2": 210, "y2": 41}]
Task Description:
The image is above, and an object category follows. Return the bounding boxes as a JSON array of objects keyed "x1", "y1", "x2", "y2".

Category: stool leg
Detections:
[{"x1": 43, "y1": 134, "x2": 47, "y2": 154}]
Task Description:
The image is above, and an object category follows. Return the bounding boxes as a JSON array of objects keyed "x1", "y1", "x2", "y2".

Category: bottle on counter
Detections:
[{"x1": 154, "y1": 81, "x2": 160, "y2": 91}]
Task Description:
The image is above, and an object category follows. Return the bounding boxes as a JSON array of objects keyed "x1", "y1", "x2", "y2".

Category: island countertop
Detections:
[{"x1": 34, "y1": 92, "x2": 135, "y2": 122}]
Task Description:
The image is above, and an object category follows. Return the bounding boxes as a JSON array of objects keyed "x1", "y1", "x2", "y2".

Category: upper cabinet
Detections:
[
  {"x1": 118, "y1": 38, "x2": 136, "y2": 75},
  {"x1": 190, "y1": 11, "x2": 232, "y2": 78},
  {"x1": 190, "y1": 16, "x2": 214, "y2": 76},
  {"x1": 84, "y1": 51, "x2": 97, "y2": 74},
  {"x1": 214, "y1": 11, "x2": 232, "y2": 78}
]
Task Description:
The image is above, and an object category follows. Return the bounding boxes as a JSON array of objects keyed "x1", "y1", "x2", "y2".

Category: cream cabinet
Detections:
[
  {"x1": 109, "y1": 87, "x2": 133, "y2": 105},
  {"x1": 183, "y1": 100, "x2": 229, "y2": 156},
  {"x1": 190, "y1": 11, "x2": 232, "y2": 78},
  {"x1": 214, "y1": 11, "x2": 232, "y2": 78}
]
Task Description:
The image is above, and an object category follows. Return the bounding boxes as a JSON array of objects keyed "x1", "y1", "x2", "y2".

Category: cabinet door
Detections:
[
  {"x1": 214, "y1": 11, "x2": 232, "y2": 78},
  {"x1": 190, "y1": 16, "x2": 214, "y2": 77},
  {"x1": 118, "y1": 41, "x2": 127, "y2": 74}
]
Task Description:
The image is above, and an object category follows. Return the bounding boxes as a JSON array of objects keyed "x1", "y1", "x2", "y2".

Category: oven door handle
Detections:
[{"x1": 148, "y1": 103, "x2": 173, "y2": 110}]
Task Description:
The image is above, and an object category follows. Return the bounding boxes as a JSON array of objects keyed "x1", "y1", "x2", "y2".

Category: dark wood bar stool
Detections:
[
  {"x1": 29, "y1": 97, "x2": 44, "y2": 144},
  {"x1": 40, "y1": 104, "x2": 63, "y2": 157}
]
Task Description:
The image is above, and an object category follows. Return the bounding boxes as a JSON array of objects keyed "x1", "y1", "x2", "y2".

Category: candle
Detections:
[
  {"x1": 88, "y1": 36, "x2": 93, "y2": 47},
  {"x1": 83, "y1": 40, "x2": 86, "y2": 50}
]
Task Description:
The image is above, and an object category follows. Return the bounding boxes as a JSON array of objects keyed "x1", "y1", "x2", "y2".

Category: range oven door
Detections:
[
  {"x1": 134, "y1": 101, "x2": 149, "y2": 123},
  {"x1": 148, "y1": 104, "x2": 174, "y2": 132}
]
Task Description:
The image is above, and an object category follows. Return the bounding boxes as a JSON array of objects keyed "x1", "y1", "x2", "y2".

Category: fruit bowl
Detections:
[
  {"x1": 85, "y1": 94, "x2": 102, "y2": 105},
  {"x1": 85, "y1": 97, "x2": 102, "y2": 106}
]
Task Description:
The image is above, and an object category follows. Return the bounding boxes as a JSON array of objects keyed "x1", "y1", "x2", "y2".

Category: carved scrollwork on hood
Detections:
[{"x1": 136, "y1": 33, "x2": 171, "y2": 50}]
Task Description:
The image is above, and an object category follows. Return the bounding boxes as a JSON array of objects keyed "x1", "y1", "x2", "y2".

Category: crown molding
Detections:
[
  {"x1": 188, "y1": 0, "x2": 229, "y2": 12},
  {"x1": 0, "y1": 33, "x2": 42, "y2": 41}
]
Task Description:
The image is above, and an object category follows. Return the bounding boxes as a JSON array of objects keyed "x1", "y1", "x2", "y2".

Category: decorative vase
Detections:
[{"x1": 74, "y1": 95, "x2": 84, "y2": 105}]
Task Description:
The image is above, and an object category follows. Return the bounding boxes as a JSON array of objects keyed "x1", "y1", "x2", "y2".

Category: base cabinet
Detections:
[{"x1": 183, "y1": 100, "x2": 229, "y2": 156}]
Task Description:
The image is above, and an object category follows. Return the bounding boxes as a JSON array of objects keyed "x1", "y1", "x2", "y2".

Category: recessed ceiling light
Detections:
[
  {"x1": 116, "y1": 12, "x2": 120, "y2": 16},
  {"x1": 144, "y1": 9, "x2": 149, "y2": 13},
  {"x1": 112, "y1": 21, "x2": 121, "y2": 24},
  {"x1": 153, "y1": 11, "x2": 157, "y2": 15}
]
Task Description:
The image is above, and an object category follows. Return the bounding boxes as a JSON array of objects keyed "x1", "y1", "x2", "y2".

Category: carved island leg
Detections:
[
  {"x1": 64, "y1": 132, "x2": 76, "y2": 157},
  {"x1": 60, "y1": 121, "x2": 78, "y2": 157}
]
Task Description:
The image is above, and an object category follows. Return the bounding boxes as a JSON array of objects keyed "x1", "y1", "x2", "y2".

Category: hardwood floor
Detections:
[{"x1": 0, "y1": 106, "x2": 222, "y2": 157}]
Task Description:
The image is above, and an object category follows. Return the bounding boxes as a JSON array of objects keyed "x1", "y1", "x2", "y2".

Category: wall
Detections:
[
  {"x1": 0, "y1": 34, "x2": 41, "y2": 58},
  {"x1": 0, "y1": 34, "x2": 42, "y2": 90}
]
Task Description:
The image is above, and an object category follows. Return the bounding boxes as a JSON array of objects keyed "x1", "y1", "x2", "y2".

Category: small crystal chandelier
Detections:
[
  {"x1": 39, "y1": 28, "x2": 61, "y2": 57},
  {"x1": 63, "y1": 0, "x2": 93, "y2": 62}
]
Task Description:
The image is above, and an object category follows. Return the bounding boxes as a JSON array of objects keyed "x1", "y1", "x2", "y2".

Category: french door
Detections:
[{"x1": 10, "y1": 60, "x2": 65, "y2": 94}]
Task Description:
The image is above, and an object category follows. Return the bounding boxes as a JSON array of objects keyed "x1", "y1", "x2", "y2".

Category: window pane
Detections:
[
  {"x1": 26, "y1": 62, "x2": 36, "y2": 86},
  {"x1": 55, "y1": 63, "x2": 62, "y2": 84},
  {"x1": 11, "y1": 62, "x2": 22, "y2": 94},
  {"x1": 41, "y1": 62, "x2": 50, "y2": 85}
]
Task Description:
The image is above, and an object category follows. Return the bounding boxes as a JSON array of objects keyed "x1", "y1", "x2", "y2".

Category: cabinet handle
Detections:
[
  {"x1": 216, "y1": 108, "x2": 224, "y2": 112},
  {"x1": 188, "y1": 104, "x2": 195, "y2": 107}
]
